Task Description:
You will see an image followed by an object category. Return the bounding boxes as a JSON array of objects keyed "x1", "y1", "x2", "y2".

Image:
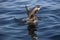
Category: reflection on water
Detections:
[{"x1": 27, "y1": 22, "x2": 38, "y2": 40}]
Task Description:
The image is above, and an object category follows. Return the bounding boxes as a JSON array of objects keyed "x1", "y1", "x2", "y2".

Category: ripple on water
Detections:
[{"x1": 0, "y1": 0, "x2": 60, "y2": 40}]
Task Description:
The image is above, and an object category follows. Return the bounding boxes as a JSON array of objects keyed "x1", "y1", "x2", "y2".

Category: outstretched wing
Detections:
[{"x1": 25, "y1": 5, "x2": 30, "y2": 16}]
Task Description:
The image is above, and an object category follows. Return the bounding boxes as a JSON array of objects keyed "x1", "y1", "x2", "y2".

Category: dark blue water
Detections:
[{"x1": 0, "y1": 0, "x2": 60, "y2": 40}]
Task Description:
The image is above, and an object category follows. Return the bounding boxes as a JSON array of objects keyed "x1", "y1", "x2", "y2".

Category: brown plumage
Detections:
[{"x1": 25, "y1": 5, "x2": 40, "y2": 24}]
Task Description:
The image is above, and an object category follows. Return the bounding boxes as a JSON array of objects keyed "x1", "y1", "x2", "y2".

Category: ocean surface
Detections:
[{"x1": 0, "y1": 0, "x2": 60, "y2": 40}]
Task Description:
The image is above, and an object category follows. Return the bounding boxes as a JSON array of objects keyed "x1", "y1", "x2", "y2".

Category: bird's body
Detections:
[
  {"x1": 25, "y1": 5, "x2": 40, "y2": 25},
  {"x1": 22, "y1": 5, "x2": 40, "y2": 40},
  {"x1": 26, "y1": 15, "x2": 38, "y2": 24}
]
